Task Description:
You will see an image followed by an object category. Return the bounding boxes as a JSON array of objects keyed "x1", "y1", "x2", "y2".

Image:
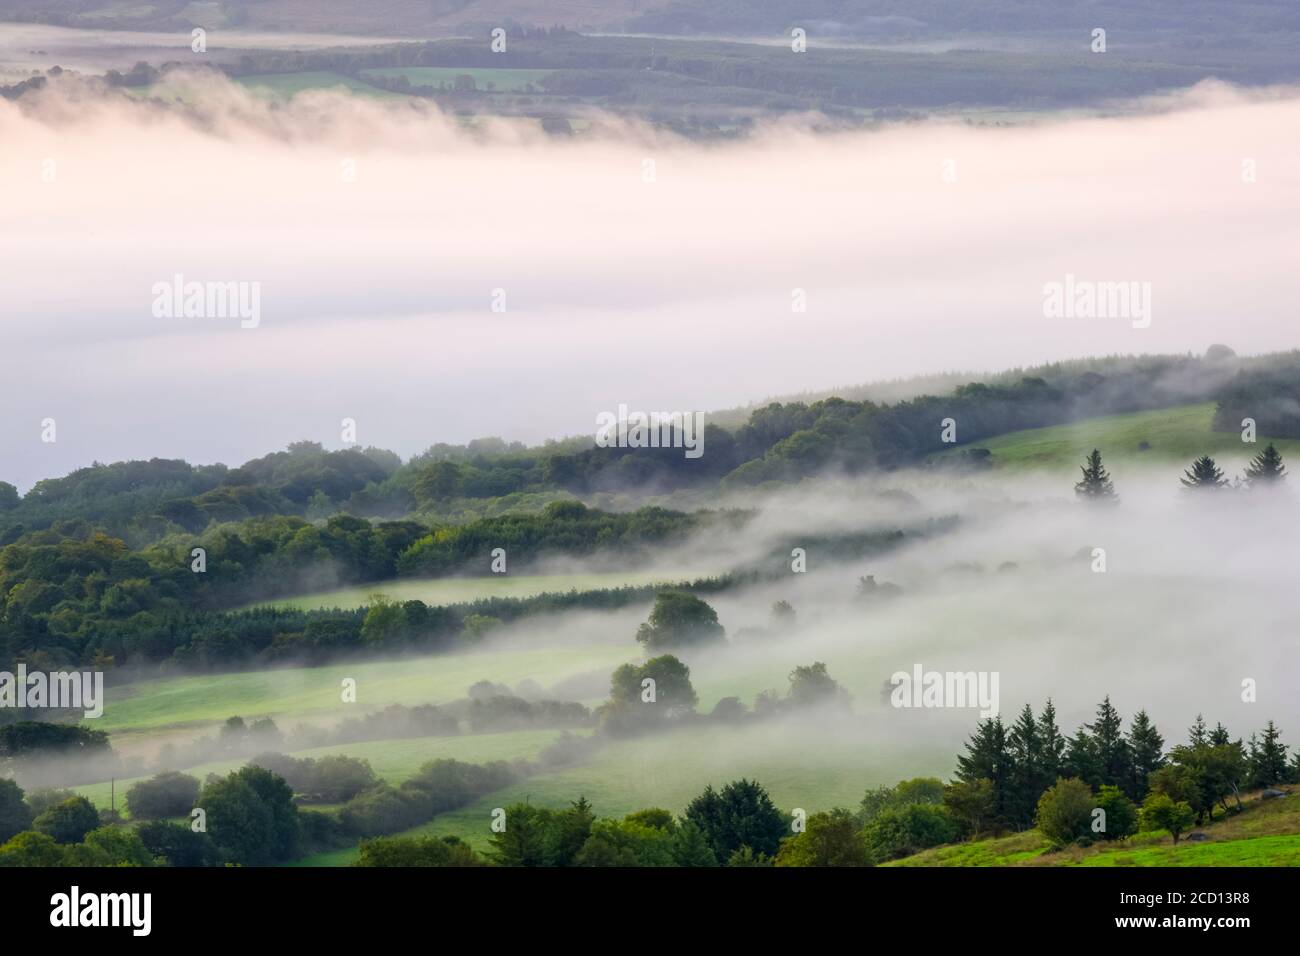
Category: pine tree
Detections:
[
  {"x1": 1127, "y1": 710, "x2": 1166, "y2": 799},
  {"x1": 1037, "y1": 699, "x2": 1066, "y2": 780},
  {"x1": 1007, "y1": 704, "x2": 1047, "y2": 829},
  {"x1": 1180, "y1": 455, "x2": 1227, "y2": 490},
  {"x1": 1074, "y1": 449, "x2": 1118, "y2": 501},
  {"x1": 1188, "y1": 714, "x2": 1208, "y2": 747},
  {"x1": 1244, "y1": 443, "x2": 1287, "y2": 486},
  {"x1": 956, "y1": 717, "x2": 1011, "y2": 825},
  {"x1": 1249, "y1": 720, "x2": 1289, "y2": 787},
  {"x1": 1087, "y1": 696, "x2": 1134, "y2": 794},
  {"x1": 1064, "y1": 728, "x2": 1101, "y2": 788},
  {"x1": 1209, "y1": 722, "x2": 1230, "y2": 747}
]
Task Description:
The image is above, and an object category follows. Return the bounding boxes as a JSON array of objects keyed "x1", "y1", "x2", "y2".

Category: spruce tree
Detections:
[
  {"x1": 1074, "y1": 449, "x2": 1118, "y2": 501},
  {"x1": 1087, "y1": 696, "x2": 1135, "y2": 794},
  {"x1": 1209, "y1": 722, "x2": 1231, "y2": 747},
  {"x1": 956, "y1": 717, "x2": 1011, "y2": 825},
  {"x1": 1064, "y1": 728, "x2": 1101, "y2": 788},
  {"x1": 1249, "y1": 720, "x2": 1290, "y2": 787},
  {"x1": 1007, "y1": 704, "x2": 1046, "y2": 829},
  {"x1": 1037, "y1": 699, "x2": 1066, "y2": 781},
  {"x1": 1244, "y1": 443, "x2": 1287, "y2": 486},
  {"x1": 1127, "y1": 710, "x2": 1166, "y2": 799},
  {"x1": 1188, "y1": 714, "x2": 1208, "y2": 747},
  {"x1": 1180, "y1": 455, "x2": 1227, "y2": 490}
]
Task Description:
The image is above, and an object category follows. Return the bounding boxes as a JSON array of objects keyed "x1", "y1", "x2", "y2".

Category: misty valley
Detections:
[{"x1": 1, "y1": 1, "x2": 1299, "y2": 938}]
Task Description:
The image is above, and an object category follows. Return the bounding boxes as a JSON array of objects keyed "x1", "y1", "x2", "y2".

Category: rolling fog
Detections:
[
  {"x1": 28, "y1": 467, "x2": 1294, "y2": 799},
  {"x1": 4, "y1": 73, "x2": 1300, "y2": 490}
]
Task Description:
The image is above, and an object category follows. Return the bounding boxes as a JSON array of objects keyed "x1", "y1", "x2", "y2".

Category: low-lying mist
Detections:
[{"x1": 4, "y1": 73, "x2": 1300, "y2": 489}]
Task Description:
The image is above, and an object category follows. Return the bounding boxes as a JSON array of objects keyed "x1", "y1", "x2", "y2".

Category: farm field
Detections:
[
  {"x1": 236, "y1": 71, "x2": 407, "y2": 99},
  {"x1": 933, "y1": 402, "x2": 1300, "y2": 476},
  {"x1": 94, "y1": 641, "x2": 637, "y2": 738},
  {"x1": 296, "y1": 719, "x2": 953, "y2": 864},
  {"x1": 360, "y1": 66, "x2": 555, "y2": 91},
  {"x1": 257, "y1": 570, "x2": 708, "y2": 611},
  {"x1": 74, "y1": 728, "x2": 568, "y2": 813}
]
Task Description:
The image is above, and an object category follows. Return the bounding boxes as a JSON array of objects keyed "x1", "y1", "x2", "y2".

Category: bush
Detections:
[
  {"x1": 862, "y1": 803, "x2": 962, "y2": 863},
  {"x1": 33, "y1": 796, "x2": 100, "y2": 844},
  {"x1": 1094, "y1": 785, "x2": 1139, "y2": 841},
  {"x1": 355, "y1": 835, "x2": 484, "y2": 867},
  {"x1": 136, "y1": 820, "x2": 218, "y2": 867},
  {"x1": 1035, "y1": 777, "x2": 1095, "y2": 847},
  {"x1": 125, "y1": 771, "x2": 200, "y2": 820}
]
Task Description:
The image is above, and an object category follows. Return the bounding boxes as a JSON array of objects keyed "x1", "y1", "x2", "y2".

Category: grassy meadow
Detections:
[{"x1": 933, "y1": 402, "x2": 1300, "y2": 476}]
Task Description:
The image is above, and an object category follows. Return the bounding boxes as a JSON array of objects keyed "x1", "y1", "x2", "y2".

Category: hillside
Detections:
[
  {"x1": 935, "y1": 402, "x2": 1300, "y2": 476},
  {"x1": 887, "y1": 790, "x2": 1300, "y2": 866}
]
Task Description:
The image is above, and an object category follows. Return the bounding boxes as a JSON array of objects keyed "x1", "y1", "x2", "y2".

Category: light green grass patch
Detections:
[{"x1": 932, "y1": 403, "x2": 1300, "y2": 476}]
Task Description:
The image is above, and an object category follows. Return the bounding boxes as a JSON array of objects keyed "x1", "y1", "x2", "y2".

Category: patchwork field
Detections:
[{"x1": 360, "y1": 67, "x2": 556, "y2": 91}]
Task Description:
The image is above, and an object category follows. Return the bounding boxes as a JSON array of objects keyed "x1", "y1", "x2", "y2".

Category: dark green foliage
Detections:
[
  {"x1": 33, "y1": 795, "x2": 100, "y2": 844},
  {"x1": 1074, "y1": 449, "x2": 1118, "y2": 501},
  {"x1": 1244, "y1": 443, "x2": 1287, "y2": 485},
  {"x1": 135, "y1": 820, "x2": 219, "y2": 867},
  {"x1": 0, "y1": 779, "x2": 32, "y2": 843},
  {"x1": 1180, "y1": 455, "x2": 1227, "y2": 490},
  {"x1": 125, "y1": 771, "x2": 200, "y2": 820},
  {"x1": 684, "y1": 778, "x2": 787, "y2": 860},
  {"x1": 861, "y1": 803, "x2": 962, "y2": 863},
  {"x1": 355, "y1": 834, "x2": 484, "y2": 867},
  {"x1": 635, "y1": 591, "x2": 726, "y2": 650},
  {"x1": 197, "y1": 765, "x2": 300, "y2": 865}
]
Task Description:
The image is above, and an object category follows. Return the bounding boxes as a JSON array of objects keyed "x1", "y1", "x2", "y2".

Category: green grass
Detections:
[
  {"x1": 94, "y1": 643, "x2": 635, "y2": 736},
  {"x1": 302, "y1": 721, "x2": 951, "y2": 864},
  {"x1": 257, "y1": 570, "x2": 706, "y2": 612},
  {"x1": 74, "y1": 729, "x2": 567, "y2": 813},
  {"x1": 888, "y1": 791, "x2": 1300, "y2": 867},
  {"x1": 360, "y1": 67, "x2": 554, "y2": 92},
  {"x1": 236, "y1": 72, "x2": 407, "y2": 100},
  {"x1": 933, "y1": 402, "x2": 1300, "y2": 475}
]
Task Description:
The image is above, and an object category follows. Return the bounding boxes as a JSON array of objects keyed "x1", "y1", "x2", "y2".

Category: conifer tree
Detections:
[
  {"x1": 1188, "y1": 714, "x2": 1208, "y2": 747},
  {"x1": 1180, "y1": 455, "x2": 1227, "y2": 490},
  {"x1": 1249, "y1": 720, "x2": 1290, "y2": 787},
  {"x1": 1036, "y1": 699, "x2": 1066, "y2": 781},
  {"x1": 1074, "y1": 449, "x2": 1118, "y2": 501},
  {"x1": 1007, "y1": 704, "x2": 1047, "y2": 829},
  {"x1": 1244, "y1": 443, "x2": 1287, "y2": 486},
  {"x1": 956, "y1": 717, "x2": 1011, "y2": 825},
  {"x1": 1127, "y1": 709, "x2": 1166, "y2": 799},
  {"x1": 1209, "y1": 722, "x2": 1231, "y2": 747},
  {"x1": 1087, "y1": 696, "x2": 1135, "y2": 794}
]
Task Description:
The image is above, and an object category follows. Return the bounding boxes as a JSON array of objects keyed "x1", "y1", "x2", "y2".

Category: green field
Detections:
[
  {"x1": 294, "y1": 720, "x2": 952, "y2": 864},
  {"x1": 95, "y1": 642, "x2": 636, "y2": 740},
  {"x1": 257, "y1": 570, "x2": 707, "y2": 612},
  {"x1": 887, "y1": 791, "x2": 1300, "y2": 867},
  {"x1": 935, "y1": 402, "x2": 1300, "y2": 475},
  {"x1": 360, "y1": 67, "x2": 555, "y2": 92},
  {"x1": 236, "y1": 71, "x2": 407, "y2": 100},
  {"x1": 75, "y1": 728, "x2": 568, "y2": 813}
]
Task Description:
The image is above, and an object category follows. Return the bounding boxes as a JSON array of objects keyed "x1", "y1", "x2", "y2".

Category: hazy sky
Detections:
[{"x1": 3, "y1": 75, "x2": 1300, "y2": 490}]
